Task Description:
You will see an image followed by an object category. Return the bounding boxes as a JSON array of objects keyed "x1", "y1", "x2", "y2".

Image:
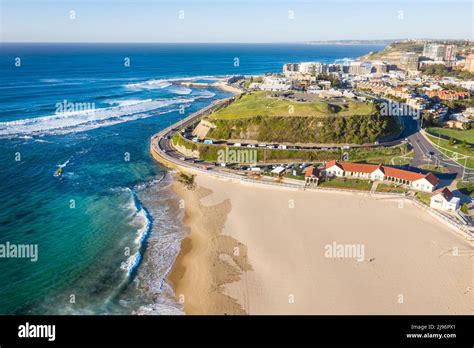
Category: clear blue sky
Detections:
[{"x1": 1, "y1": 0, "x2": 472, "y2": 43}]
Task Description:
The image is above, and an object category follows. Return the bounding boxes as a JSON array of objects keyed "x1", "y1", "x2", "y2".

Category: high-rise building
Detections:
[
  {"x1": 464, "y1": 54, "x2": 474, "y2": 73},
  {"x1": 283, "y1": 63, "x2": 299, "y2": 75},
  {"x1": 422, "y1": 43, "x2": 457, "y2": 63},
  {"x1": 423, "y1": 43, "x2": 445, "y2": 60},
  {"x1": 348, "y1": 61, "x2": 372, "y2": 75},
  {"x1": 298, "y1": 62, "x2": 324, "y2": 75},
  {"x1": 372, "y1": 61, "x2": 388, "y2": 74},
  {"x1": 400, "y1": 52, "x2": 419, "y2": 71},
  {"x1": 443, "y1": 45, "x2": 457, "y2": 62}
]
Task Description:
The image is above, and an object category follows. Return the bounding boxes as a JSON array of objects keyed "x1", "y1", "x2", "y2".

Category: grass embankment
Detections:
[
  {"x1": 419, "y1": 164, "x2": 449, "y2": 174},
  {"x1": 415, "y1": 192, "x2": 431, "y2": 206},
  {"x1": 318, "y1": 177, "x2": 372, "y2": 191},
  {"x1": 207, "y1": 114, "x2": 397, "y2": 144},
  {"x1": 172, "y1": 133, "x2": 198, "y2": 151},
  {"x1": 457, "y1": 181, "x2": 474, "y2": 197},
  {"x1": 376, "y1": 183, "x2": 409, "y2": 194},
  {"x1": 173, "y1": 132, "x2": 410, "y2": 164},
  {"x1": 426, "y1": 127, "x2": 474, "y2": 143},
  {"x1": 209, "y1": 91, "x2": 375, "y2": 119},
  {"x1": 425, "y1": 128, "x2": 474, "y2": 168}
]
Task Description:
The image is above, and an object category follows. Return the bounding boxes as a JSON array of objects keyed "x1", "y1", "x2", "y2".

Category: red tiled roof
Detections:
[
  {"x1": 324, "y1": 160, "x2": 439, "y2": 185},
  {"x1": 326, "y1": 160, "x2": 380, "y2": 174},
  {"x1": 340, "y1": 162, "x2": 380, "y2": 174},
  {"x1": 424, "y1": 172, "x2": 439, "y2": 186},
  {"x1": 426, "y1": 90, "x2": 470, "y2": 100},
  {"x1": 431, "y1": 187, "x2": 453, "y2": 201},
  {"x1": 382, "y1": 166, "x2": 426, "y2": 182},
  {"x1": 305, "y1": 167, "x2": 319, "y2": 177},
  {"x1": 325, "y1": 160, "x2": 340, "y2": 170}
]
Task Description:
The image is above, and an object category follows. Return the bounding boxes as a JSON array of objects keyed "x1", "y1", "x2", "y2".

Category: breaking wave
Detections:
[
  {"x1": 0, "y1": 93, "x2": 214, "y2": 137},
  {"x1": 120, "y1": 188, "x2": 153, "y2": 277}
]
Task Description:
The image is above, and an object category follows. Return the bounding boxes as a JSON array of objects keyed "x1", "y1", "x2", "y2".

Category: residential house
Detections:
[
  {"x1": 304, "y1": 167, "x2": 319, "y2": 185},
  {"x1": 430, "y1": 188, "x2": 460, "y2": 211}
]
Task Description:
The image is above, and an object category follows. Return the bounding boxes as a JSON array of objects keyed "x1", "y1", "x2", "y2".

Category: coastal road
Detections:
[
  {"x1": 356, "y1": 90, "x2": 471, "y2": 181},
  {"x1": 406, "y1": 122, "x2": 473, "y2": 182},
  {"x1": 157, "y1": 91, "x2": 471, "y2": 185}
]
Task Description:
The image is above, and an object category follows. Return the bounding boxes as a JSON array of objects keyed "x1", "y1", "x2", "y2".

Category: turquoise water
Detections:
[{"x1": 0, "y1": 43, "x2": 384, "y2": 314}]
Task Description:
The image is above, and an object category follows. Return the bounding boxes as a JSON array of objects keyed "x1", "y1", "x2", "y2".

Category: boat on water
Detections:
[{"x1": 54, "y1": 167, "x2": 63, "y2": 177}]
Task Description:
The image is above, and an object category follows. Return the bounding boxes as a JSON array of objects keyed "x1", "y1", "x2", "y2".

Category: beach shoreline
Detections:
[
  {"x1": 168, "y1": 176, "x2": 250, "y2": 314},
  {"x1": 168, "y1": 171, "x2": 473, "y2": 315}
]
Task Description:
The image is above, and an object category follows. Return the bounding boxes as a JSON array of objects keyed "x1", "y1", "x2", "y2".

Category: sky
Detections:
[{"x1": 0, "y1": 0, "x2": 472, "y2": 43}]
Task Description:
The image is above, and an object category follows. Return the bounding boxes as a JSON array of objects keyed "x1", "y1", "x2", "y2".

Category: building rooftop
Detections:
[
  {"x1": 325, "y1": 160, "x2": 439, "y2": 185},
  {"x1": 431, "y1": 187, "x2": 454, "y2": 201}
]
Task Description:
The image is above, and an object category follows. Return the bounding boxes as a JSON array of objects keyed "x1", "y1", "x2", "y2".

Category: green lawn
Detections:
[
  {"x1": 415, "y1": 192, "x2": 431, "y2": 206},
  {"x1": 456, "y1": 180, "x2": 474, "y2": 197},
  {"x1": 209, "y1": 91, "x2": 375, "y2": 120},
  {"x1": 425, "y1": 133, "x2": 474, "y2": 168},
  {"x1": 283, "y1": 173, "x2": 306, "y2": 181},
  {"x1": 318, "y1": 177, "x2": 372, "y2": 190},
  {"x1": 426, "y1": 127, "x2": 474, "y2": 144},
  {"x1": 347, "y1": 144, "x2": 411, "y2": 165},
  {"x1": 420, "y1": 164, "x2": 449, "y2": 174},
  {"x1": 376, "y1": 183, "x2": 408, "y2": 193}
]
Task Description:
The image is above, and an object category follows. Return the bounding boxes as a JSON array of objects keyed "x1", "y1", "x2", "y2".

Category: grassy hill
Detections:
[
  {"x1": 209, "y1": 91, "x2": 375, "y2": 119},
  {"x1": 204, "y1": 92, "x2": 397, "y2": 145},
  {"x1": 360, "y1": 41, "x2": 424, "y2": 65}
]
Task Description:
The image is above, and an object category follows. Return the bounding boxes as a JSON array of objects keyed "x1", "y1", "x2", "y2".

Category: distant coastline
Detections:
[{"x1": 306, "y1": 40, "x2": 396, "y2": 46}]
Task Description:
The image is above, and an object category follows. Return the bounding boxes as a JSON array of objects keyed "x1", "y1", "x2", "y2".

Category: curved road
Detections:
[{"x1": 153, "y1": 94, "x2": 471, "y2": 184}]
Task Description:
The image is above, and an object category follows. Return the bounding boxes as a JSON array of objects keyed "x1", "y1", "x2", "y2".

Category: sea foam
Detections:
[{"x1": 0, "y1": 95, "x2": 208, "y2": 136}]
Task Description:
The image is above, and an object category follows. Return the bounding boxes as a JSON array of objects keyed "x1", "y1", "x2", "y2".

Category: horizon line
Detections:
[{"x1": 1, "y1": 39, "x2": 472, "y2": 45}]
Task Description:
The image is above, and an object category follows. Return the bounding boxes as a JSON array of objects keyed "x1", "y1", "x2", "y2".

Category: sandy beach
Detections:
[
  {"x1": 169, "y1": 173, "x2": 473, "y2": 315},
  {"x1": 213, "y1": 81, "x2": 243, "y2": 94}
]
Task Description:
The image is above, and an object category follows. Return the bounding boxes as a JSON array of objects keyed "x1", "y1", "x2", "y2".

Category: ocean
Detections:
[{"x1": 0, "y1": 43, "x2": 384, "y2": 314}]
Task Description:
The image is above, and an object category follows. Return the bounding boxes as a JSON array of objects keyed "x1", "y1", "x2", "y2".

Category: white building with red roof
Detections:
[
  {"x1": 430, "y1": 188, "x2": 460, "y2": 211},
  {"x1": 322, "y1": 160, "x2": 439, "y2": 192},
  {"x1": 304, "y1": 166, "x2": 319, "y2": 185}
]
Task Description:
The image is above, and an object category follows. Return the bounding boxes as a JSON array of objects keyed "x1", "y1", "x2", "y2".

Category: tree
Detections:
[{"x1": 460, "y1": 203, "x2": 469, "y2": 214}]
